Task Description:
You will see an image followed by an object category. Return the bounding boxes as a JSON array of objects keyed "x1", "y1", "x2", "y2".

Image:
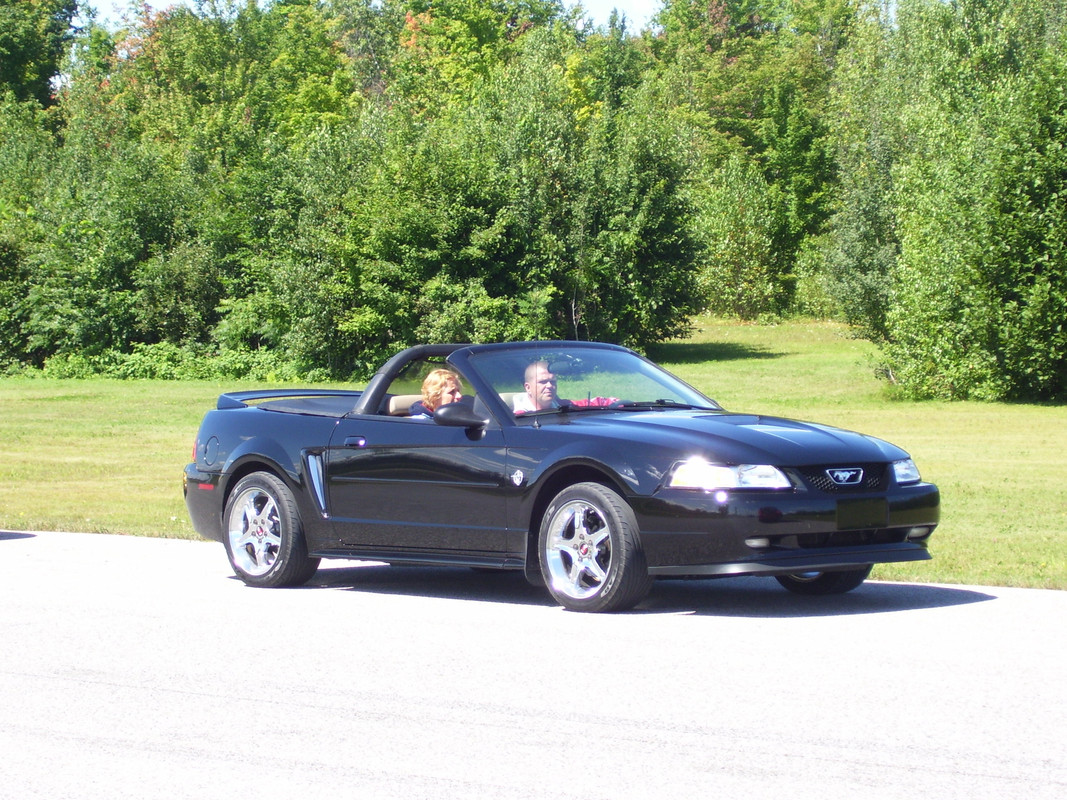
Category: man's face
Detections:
[{"x1": 526, "y1": 365, "x2": 558, "y2": 410}]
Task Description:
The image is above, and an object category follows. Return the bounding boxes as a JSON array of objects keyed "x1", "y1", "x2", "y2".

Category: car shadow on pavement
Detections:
[
  {"x1": 642, "y1": 576, "x2": 997, "y2": 618},
  {"x1": 0, "y1": 530, "x2": 37, "y2": 541},
  {"x1": 307, "y1": 563, "x2": 555, "y2": 607},
  {"x1": 303, "y1": 562, "x2": 996, "y2": 617}
]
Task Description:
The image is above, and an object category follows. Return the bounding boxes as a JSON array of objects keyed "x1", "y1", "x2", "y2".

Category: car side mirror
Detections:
[{"x1": 433, "y1": 403, "x2": 489, "y2": 431}]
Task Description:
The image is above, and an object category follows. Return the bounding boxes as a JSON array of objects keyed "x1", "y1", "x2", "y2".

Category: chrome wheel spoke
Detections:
[
  {"x1": 250, "y1": 534, "x2": 274, "y2": 568},
  {"x1": 583, "y1": 553, "x2": 607, "y2": 584},
  {"x1": 565, "y1": 557, "x2": 586, "y2": 591},
  {"x1": 550, "y1": 528, "x2": 576, "y2": 557},
  {"x1": 590, "y1": 527, "x2": 610, "y2": 550}
]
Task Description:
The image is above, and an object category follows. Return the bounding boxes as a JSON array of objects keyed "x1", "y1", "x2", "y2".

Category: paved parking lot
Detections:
[{"x1": 1, "y1": 530, "x2": 1064, "y2": 799}]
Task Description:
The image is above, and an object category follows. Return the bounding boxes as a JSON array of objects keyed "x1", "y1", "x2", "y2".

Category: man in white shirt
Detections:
[{"x1": 513, "y1": 360, "x2": 560, "y2": 413}]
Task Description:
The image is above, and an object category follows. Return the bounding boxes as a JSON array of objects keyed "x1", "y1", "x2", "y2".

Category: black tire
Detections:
[
  {"x1": 222, "y1": 471, "x2": 320, "y2": 588},
  {"x1": 538, "y1": 482, "x2": 653, "y2": 612},
  {"x1": 774, "y1": 565, "x2": 873, "y2": 595}
]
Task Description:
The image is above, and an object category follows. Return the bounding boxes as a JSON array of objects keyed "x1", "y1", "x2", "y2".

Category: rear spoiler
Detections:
[{"x1": 216, "y1": 389, "x2": 362, "y2": 410}]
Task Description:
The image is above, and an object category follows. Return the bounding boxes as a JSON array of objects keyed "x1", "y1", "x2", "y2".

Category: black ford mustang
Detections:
[{"x1": 184, "y1": 341, "x2": 939, "y2": 612}]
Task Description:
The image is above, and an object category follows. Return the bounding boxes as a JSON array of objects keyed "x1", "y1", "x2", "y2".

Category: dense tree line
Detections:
[{"x1": 1, "y1": 0, "x2": 1064, "y2": 398}]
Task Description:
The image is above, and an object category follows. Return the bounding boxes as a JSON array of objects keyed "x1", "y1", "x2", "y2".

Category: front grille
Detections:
[{"x1": 796, "y1": 463, "x2": 889, "y2": 493}]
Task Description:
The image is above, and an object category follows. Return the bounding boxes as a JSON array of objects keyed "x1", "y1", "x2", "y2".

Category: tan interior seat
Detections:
[{"x1": 387, "y1": 394, "x2": 423, "y2": 416}]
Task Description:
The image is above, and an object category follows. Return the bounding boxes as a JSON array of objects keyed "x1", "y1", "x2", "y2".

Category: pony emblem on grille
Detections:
[{"x1": 827, "y1": 467, "x2": 864, "y2": 485}]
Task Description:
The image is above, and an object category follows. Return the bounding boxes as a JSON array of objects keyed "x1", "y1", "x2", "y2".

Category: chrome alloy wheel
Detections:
[
  {"x1": 543, "y1": 499, "x2": 614, "y2": 600},
  {"x1": 227, "y1": 485, "x2": 282, "y2": 577}
]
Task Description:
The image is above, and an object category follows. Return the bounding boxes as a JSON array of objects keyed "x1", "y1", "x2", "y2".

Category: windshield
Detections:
[{"x1": 464, "y1": 346, "x2": 720, "y2": 416}]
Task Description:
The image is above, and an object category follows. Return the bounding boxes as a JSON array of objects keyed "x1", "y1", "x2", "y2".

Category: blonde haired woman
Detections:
[{"x1": 408, "y1": 369, "x2": 463, "y2": 418}]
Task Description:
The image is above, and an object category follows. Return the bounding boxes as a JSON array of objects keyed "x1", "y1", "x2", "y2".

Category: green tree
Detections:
[
  {"x1": 823, "y1": 1, "x2": 897, "y2": 340},
  {"x1": 879, "y1": 0, "x2": 1067, "y2": 400},
  {"x1": 244, "y1": 24, "x2": 698, "y2": 377},
  {"x1": 389, "y1": 0, "x2": 562, "y2": 113},
  {"x1": 0, "y1": 91, "x2": 54, "y2": 365},
  {"x1": 651, "y1": 1, "x2": 848, "y2": 316},
  {"x1": 567, "y1": 77, "x2": 700, "y2": 343},
  {"x1": 0, "y1": 0, "x2": 77, "y2": 107},
  {"x1": 694, "y1": 155, "x2": 780, "y2": 317},
  {"x1": 2, "y1": 0, "x2": 854, "y2": 380}
]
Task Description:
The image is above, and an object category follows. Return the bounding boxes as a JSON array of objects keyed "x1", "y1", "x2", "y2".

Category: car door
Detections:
[{"x1": 323, "y1": 412, "x2": 511, "y2": 559}]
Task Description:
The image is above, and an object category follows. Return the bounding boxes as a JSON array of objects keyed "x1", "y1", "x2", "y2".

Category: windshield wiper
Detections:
[
  {"x1": 615, "y1": 399, "x2": 720, "y2": 411},
  {"x1": 515, "y1": 403, "x2": 606, "y2": 417}
]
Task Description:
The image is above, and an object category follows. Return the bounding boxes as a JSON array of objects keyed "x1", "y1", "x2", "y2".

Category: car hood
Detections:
[{"x1": 561, "y1": 410, "x2": 909, "y2": 465}]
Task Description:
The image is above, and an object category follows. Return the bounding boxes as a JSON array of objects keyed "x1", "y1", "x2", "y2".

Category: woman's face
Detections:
[{"x1": 432, "y1": 379, "x2": 462, "y2": 410}]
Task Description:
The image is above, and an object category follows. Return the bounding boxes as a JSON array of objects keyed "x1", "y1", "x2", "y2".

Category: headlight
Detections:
[
  {"x1": 892, "y1": 458, "x2": 921, "y2": 484},
  {"x1": 668, "y1": 458, "x2": 791, "y2": 490}
]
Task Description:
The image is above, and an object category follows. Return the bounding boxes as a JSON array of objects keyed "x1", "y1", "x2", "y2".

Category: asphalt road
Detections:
[{"x1": 0, "y1": 530, "x2": 1064, "y2": 800}]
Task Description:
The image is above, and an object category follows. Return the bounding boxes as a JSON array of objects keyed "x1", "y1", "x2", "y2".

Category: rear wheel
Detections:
[
  {"x1": 223, "y1": 471, "x2": 320, "y2": 587},
  {"x1": 774, "y1": 565, "x2": 873, "y2": 595},
  {"x1": 538, "y1": 482, "x2": 652, "y2": 613}
]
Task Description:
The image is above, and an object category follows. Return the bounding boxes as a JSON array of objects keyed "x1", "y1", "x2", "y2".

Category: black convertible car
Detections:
[{"x1": 184, "y1": 341, "x2": 939, "y2": 612}]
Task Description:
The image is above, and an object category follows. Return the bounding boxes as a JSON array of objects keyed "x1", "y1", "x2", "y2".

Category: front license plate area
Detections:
[{"x1": 836, "y1": 498, "x2": 888, "y2": 530}]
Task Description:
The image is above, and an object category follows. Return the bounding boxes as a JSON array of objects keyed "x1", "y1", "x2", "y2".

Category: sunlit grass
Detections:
[
  {"x1": 1, "y1": 317, "x2": 1064, "y2": 589},
  {"x1": 0, "y1": 378, "x2": 245, "y2": 539}
]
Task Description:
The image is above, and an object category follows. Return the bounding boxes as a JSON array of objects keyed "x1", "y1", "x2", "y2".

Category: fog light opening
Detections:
[
  {"x1": 906, "y1": 526, "x2": 932, "y2": 540},
  {"x1": 745, "y1": 537, "x2": 771, "y2": 549}
]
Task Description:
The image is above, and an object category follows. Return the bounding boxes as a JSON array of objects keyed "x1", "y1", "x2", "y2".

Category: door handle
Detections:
[{"x1": 343, "y1": 436, "x2": 367, "y2": 447}]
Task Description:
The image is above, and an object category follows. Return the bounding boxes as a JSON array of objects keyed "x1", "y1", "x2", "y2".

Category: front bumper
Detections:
[{"x1": 634, "y1": 481, "x2": 940, "y2": 577}]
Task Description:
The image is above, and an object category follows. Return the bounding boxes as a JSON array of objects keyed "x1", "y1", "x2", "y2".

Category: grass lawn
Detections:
[{"x1": 1, "y1": 316, "x2": 1063, "y2": 589}]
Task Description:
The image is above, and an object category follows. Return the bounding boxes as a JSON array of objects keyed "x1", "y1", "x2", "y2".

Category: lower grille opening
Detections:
[{"x1": 771, "y1": 529, "x2": 909, "y2": 549}]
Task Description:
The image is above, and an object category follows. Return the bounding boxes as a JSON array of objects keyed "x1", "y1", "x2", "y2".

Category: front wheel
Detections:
[
  {"x1": 538, "y1": 482, "x2": 653, "y2": 613},
  {"x1": 774, "y1": 565, "x2": 873, "y2": 595},
  {"x1": 223, "y1": 471, "x2": 320, "y2": 588}
]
